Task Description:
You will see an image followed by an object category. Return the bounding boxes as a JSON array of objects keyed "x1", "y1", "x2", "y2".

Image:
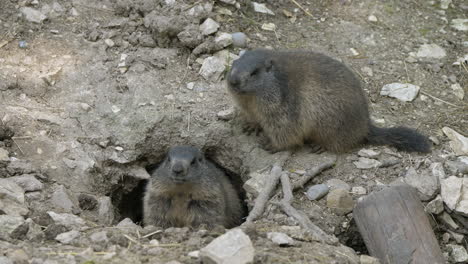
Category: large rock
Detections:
[
  {"x1": 442, "y1": 127, "x2": 468, "y2": 156},
  {"x1": 380, "y1": 83, "x2": 420, "y2": 102},
  {"x1": 441, "y1": 176, "x2": 468, "y2": 216},
  {"x1": 447, "y1": 244, "x2": 468, "y2": 263},
  {"x1": 0, "y1": 178, "x2": 29, "y2": 216},
  {"x1": 199, "y1": 229, "x2": 254, "y2": 264},
  {"x1": 403, "y1": 167, "x2": 439, "y2": 201},
  {"x1": 8, "y1": 174, "x2": 43, "y2": 192},
  {"x1": 0, "y1": 215, "x2": 25, "y2": 240},
  {"x1": 47, "y1": 212, "x2": 86, "y2": 229}
]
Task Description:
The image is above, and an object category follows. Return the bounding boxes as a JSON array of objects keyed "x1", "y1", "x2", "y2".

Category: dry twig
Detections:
[
  {"x1": 290, "y1": 0, "x2": 314, "y2": 17},
  {"x1": 420, "y1": 91, "x2": 462, "y2": 109},
  {"x1": 292, "y1": 158, "x2": 336, "y2": 191}
]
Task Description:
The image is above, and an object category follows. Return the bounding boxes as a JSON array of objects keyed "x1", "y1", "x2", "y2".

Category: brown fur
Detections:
[{"x1": 143, "y1": 146, "x2": 243, "y2": 228}]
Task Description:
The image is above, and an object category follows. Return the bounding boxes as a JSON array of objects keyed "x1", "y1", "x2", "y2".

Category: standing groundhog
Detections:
[
  {"x1": 226, "y1": 49, "x2": 430, "y2": 153},
  {"x1": 143, "y1": 146, "x2": 243, "y2": 228}
]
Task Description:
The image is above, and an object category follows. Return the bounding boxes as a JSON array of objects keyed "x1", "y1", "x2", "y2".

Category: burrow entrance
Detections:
[
  {"x1": 338, "y1": 219, "x2": 368, "y2": 255},
  {"x1": 109, "y1": 155, "x2": 249, "y2": 227}
]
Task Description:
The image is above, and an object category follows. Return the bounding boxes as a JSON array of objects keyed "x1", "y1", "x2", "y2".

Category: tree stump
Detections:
[{"x1": 353, "y1": 184, "x2": 445, "y2": 264}]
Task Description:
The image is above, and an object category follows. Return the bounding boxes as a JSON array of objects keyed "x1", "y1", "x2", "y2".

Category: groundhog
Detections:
[
  {"x1": 143, "y1": 146, "x2": 243, "y2": 228},
  {"x1": 226, "y1": 49, "x2": 431, "y2": 153}
]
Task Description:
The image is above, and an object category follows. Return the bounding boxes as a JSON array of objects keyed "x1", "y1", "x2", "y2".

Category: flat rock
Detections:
[
  {"x1": 98, "y1": 196, "x2": 114, "y2": 225},
  {"x1": 199, "y1": 56, "x2": 225, "y2": 81},
  {"x1": 326, "y1": 179, "x2": 351, "y2": 191},
  {"x1": 416, "y1": 44, "x2": 447, "y2": 59},
  {"x1": 0, "y1": 178, "x2": 28, "y2": 216},
  {"x1": 430, "y1": 162, "x2": 446, "y2": 180},
  {"x1": 267, "y1": 232, "x2": 295, "y2": 246},
  {"x1": 351, "y1": 186, "x2": 367, "y2": 195},
  {"x1": 0, "y1": 215, "x2": 25, "y2": 240},
  {"x1": 447, "y1": 244, "x2": 468, "y2": 262},
  {"x1": 50, "y1": 185, "x2": 75, "y2": 212},
  {"x1": 442, "y1": 127, "x2": 468, "y2": 156},
  {"x1": 8, "y1": 174, "x2": 43, "y2": 192},
  {"x1": 215, "y1": 33, "x2": 233, "y2": 48},
  {"x1": 0, "y1": 148, "x2": 9, "y2": 162},
  {"x1": 441, "y1": 176, "x2": 468, "y2": 215},
  {"x1": 200, "y1": 18, "x2": 219, "y2": 35},
  {"x1": 55, "y1": 230, "x2": 80, "y2": 244},
  {"x1": 326, "y1": 189, "x2": 355, "y2": 215},
  {"x1": 252, "y1": 2, "x2": 275, "y2": 15},
  {"x1": 353, "y1": 157, "x2": 381, "y2": 169},
  {"x1": 380, "y1": 83, "x2": 420, "y2": 102},
  {"x1": 47, "y1": 211, "x2": 86, "y2": 229},
  {"x1": 360, "y1": 255, "x2": 380, "y2": 264},
  {"x1": 89, "y1": 231, "x2": 108, "y2": 244},
  {"x1": 357, "y1": 148, "x2": 380, "y2": 158},
  {"x1": 451, "y1": 19, "x2": 468, "y2": 31},
  {"x1": 21, "y1": 7, "x2": 47, "y2": 23},
  {"x1": 305, "y1": 184, "x2": 329, "y2": 201},
  {"x1": 451, "y1": 83, "x2": 465, "y2": 100},
  {"x1": 403, "y1": 167, "x2": 439, "y2": 201},
  {"x1": 425, "y1": 195, "x2": 444, "y2": 214},
  {"x1": 445, "y1": 159, "x2": 468, "y2": 175},
  {"x1": 199, "y1": 229, "x2": 254, "y2": 264}
]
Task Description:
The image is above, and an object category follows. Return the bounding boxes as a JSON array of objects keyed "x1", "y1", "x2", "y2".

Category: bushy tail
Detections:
[{"x1": 367, "y1": 124, "x2": 431, "y2": 153}]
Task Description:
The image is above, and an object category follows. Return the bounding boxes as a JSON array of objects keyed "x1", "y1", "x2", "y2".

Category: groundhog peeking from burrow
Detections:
[
  {"x1": 226, "y1": 49, "x2": 431, "y2": 154},
  {"x1": 143, "y1": 146, "x2": 243, "y2": 228}
]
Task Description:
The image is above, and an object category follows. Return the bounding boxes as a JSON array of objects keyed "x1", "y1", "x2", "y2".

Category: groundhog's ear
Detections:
[{"x1": 265, "y1": 58, "x2": 274, "y2": 72}]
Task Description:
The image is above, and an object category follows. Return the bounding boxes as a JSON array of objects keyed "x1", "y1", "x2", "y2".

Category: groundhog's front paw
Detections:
[
  {"x1": 259, "y1": 137, "x2": 281, "y2": 153},
  {"x1": 242, "y1": 123, "x2": 262, "y2": 135},
  {"x1": 309, "y1": 143, "x2": 325, "y2": 154}
]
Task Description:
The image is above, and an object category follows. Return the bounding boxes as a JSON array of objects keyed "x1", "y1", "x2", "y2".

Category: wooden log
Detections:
[{"x1": 353, "y1": 184, "x2": 445, "y2": 264}]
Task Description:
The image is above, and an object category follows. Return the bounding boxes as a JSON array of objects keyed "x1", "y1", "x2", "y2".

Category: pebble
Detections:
[
  {"x1": 55, "y1": 230, "x2": 80, "y2": 244},
  {"x1": 104, "y1": 39, "x2": 115, "y2": 47},
  {"x1": 98, "y1": 196, "x2": 115, "y2": 225},
  {"x1": 9, "y1": 174, "x2": 43, "y2": 192},
  {"x1": 326, "y1": 179, "x2": 351, "y2": 191},
  {"x1": 199, "y1": 229, "x2": 254, "y2": 264},
  {"x1": 367, "y1": 15, "x2": 378, "y2": 22},
  {"x1": 351, "y1": 186, "x2": 367, "y2": 195},
  {"x1": 47, "y1": 212, "x2": 86, "y2": 229},
  {"x1": 219, "y1": 0, "x2": 236, "y2": 5},
  {"x1": 380, "y1": 83, "x2": 420, "y2": 102},
  {"x1": 450, "y1": 83, "x2": 464, "y2": 100},
  {"x1": 117, "y1": 218, "x2": 140, "y2": 229},
  {"x1": 200, "y1": 18, "x2": 220, "y2": 35},
  {"x1": 0, "y1": 215, "x2": 25, "y2": 239},
  {"x1": 305, "y1": 184, "x2": 329, "y2": 201},
  {"x1": 267, "y1": 232, "x2": 295, "y2": 246},
  {"x1": 441, "y1": 176, "x2": 468, "y2": 215},
  {"x1": 188, "y1": 250, "x2": 200, "y2": 258},
  {"x1": 360, "y1": 255, "x2": 380, "y2": 264},
  {"x1": 451, "y1": 19, "x2": 468, "y2": 31},
  {"x1": 403, "y1": 167, "x2": 438, "y2": 201},
  {"x1": 70, "y1": 7, "x2": 79, "y2": 16},
  {"x1": 358, "y1": 148, "x2": 380, "y2": 158},
  {"x1": 353, "y1": 157, "x2": 381, "y2": 169},
  {"x1": 0, "y1": 178, "x2": 28, "y2": 216},
  {"x1": 199, "y1": 56, "x2": 226, "y2": 81},
  {"x1": 252, "y1": 2, "x2": 275, "y2": 15},
  {"x1": 425, "y1": 195, "x2": 444, "y2": 214},
  {"x1": 326, "y1": 189, "x2": 355, "y2": 215},
  {"x1": 89, "y1": 231, "x2": 108, "y2": 244},
  {"x1": 416, "y1": 44, "x2": 446, "y2": 59},
  {"x1": 215, "y1": 33, "x2": 233, "y2": 48},
  {"x1": 21, "y1": 7, "x2": 47, "y2": 23},
  {"x1": 0, "y1": 148, "x2": 9, "y2": 162},
  {"x1": 442, "y1": 127, "x2": 468, "y2": 156},
  {"x1": 231, "y1": 32, "x2": 247, "y2": 48},
  {"x1": 80, "y1": 103, "x2": 91, "y2": 111},
  {"x1": 217, "y1": 108, "x2": 235, "y2": 121},
  {"x1": 447, "y1": 244, "x2": 468, "y2": 262},
  {"x1": 50, "y1": 185, "x2": 75, "y2": 212}
]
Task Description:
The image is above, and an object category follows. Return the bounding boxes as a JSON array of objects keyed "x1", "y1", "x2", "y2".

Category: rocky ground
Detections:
[{"x1": 0, "y1": 0, "x2": 467, "y2": 263}]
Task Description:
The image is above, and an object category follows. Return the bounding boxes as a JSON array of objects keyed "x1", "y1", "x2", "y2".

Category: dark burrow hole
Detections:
[
  {"x1": 338, "y1": 218, "x2": 369, "y2": 255},
  {"x1": 110, "y1": 157, "x2": 249, "y2": 227}
]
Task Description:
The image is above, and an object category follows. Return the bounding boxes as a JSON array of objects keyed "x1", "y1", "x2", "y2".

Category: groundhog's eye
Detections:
[{"x1": 191, "y1": 159, "x2": 196, "y2": 165}]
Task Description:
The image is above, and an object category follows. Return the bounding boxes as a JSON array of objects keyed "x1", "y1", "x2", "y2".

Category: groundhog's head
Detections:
[
  {"x1": 227, "y1": 49, "x2": 280, "y2": 95},
  {"x1": 157, "y1": 145, "x2": 206, "y2": 184}
]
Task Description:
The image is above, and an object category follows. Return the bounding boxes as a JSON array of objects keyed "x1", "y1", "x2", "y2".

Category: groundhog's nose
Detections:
[
  {"x1": 228, "y1": 75, "x2": 240, "y2": 87},
  {"x1": 172, "y1": 163, "x2": 185, "y2": 175}
]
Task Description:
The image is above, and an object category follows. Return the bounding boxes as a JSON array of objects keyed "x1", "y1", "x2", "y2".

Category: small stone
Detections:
[
  {"x1": 404, "y1": 167, "x2": 439, "y2": 201},
  {"x1": 305, "y1": 184, "x2": 329, "y2": 201},
  {"x1": 451, "y1": 19, "x2": 468, "y2": 31},
  {"x1": 50, "y1": 185, "x2": 75, "y2": 212},
  {"x1": 219, "y1": 0, "x2": 236, "y2": 4},
  {"x1": 349, "y1": 48, "x2": 359, "y2": 56},
  {"x1": 104, "y1": 39, "x2": 115, "y2": 47},
  {"x1": 117, "y1": 218, "x2": 140, "y2": 229},
  {"x1": 150, "y1": 239, "x2": 160, "y2": 246},
  {"x1": 425, "y1": 195, "x2": 444, "y2": 214},
  {"x1": 440, "y1": 0, "x2": 452, "y2": 9},
  {"x1": 199, "y1": 229, "x2": 254, "y2": 264},
  {"x1": 351, "y1": 186, "x2": 367, "y2": 195},
  {"x1": 450, "y1": 84, "x2": 464, "y2": 100},
  {"x1": 186, "y1": 82, "x2": 195, "y2": 90},
  {"x1": 430, "y1": 162, "x2": 446, "y2": 180},
  {"x1": 360, "y1": 255, "x2": 380, "y2": 264},
  {"x1": 188, "y1": 250, "x2": 200, "y2": 258},
  {"x1": 231, "y1": 32, "x2": 247, "y2": 48},
  {"x1": 111, "y1": 105, "x2": 121, "y2": 113},
  {"x1": 367, "y1": 15, "x2": 378, "y2": 22},
  {"x1": 447, "y1": 244, "x2": 468, "y2": 262},
  {"x1": 200, "y1": 18, "x2": 220, "y2": 35},
  {"x1": 47, "y1": 212, "x2": 86, "y2": 229},
  {"x1": 447, "y1": 230, "x2": 464, "y2": 244},
  {"x1": 267, "y1": 232, "x2": 295, "y2": 246},
  {"x1": 215, "y1": 33, "x2": 233, "y2": 47},
  {"x1": 9, "y1": 174, "x2": 43, "y2": 192},
  {"x1": 441, "y1": 176, "x2": 468, "y2": 215},
  {"x1": 442, "y1": 127, "x2": 468, "y2": 156},
  {"x1": 90, "y1": 231, "x2": 108, "y2": 244},
  {"x1": 80, "y1": 103, "x2": 91, "y2": 111},
  {"x1": 326, "y1": 189, "x2": 355, "y2": 215},
  {"x1": 445, "y1": 160, "x2": 468, "y2": 175},
  {"x1": 326, "y1": 179, "x2": 351, "y2": 191},
  {"x1": 0, "y1": 215, "x2": 25, "y2": 240},
  {"x1": 217, "y1": 108, "x2": 235, "y2": 121},
  {"x1": 243, "y1": 172, "x2": 268, "y2": 198},
  {"x1": 261, "y1": 23, "x2": 276, "y2": 31},
  {"x1": 252, "y1": 2, "x2": 275, "y2": 15},
  {"x1": 358, "y1": 148, "x2": 380, "y2": 158},
  {"x1": 21, "y1": 7, "x2": 47, "y2": 23},
  {"x1": 380, "y1": 83, "x2": 420, "y2": 102},
  {"x1": 0, "y1": 178, "x2": 28, "y2": 216},
  {"x1": 416, "y1": 44, "x2": 446, "y2": 59},
  {"x1": 25, "y1": 218, "x2": 44, "y2": 241},
  {"x1": 199, "y1": 56, "x2": 226, "y2": 81},
  {"x1": 214, "y1": 50, "x2": 239, "y2": 67},
  {"x1": 55, "y1": 230, "x2": 80, "y2": 244},
  {"x1": 438, "y1": 212, "x2": 459, "y2": 230},
  {"x1": 70, "y1": 7, "x2": 79, "y2": 16},
  {"x1": 353, "y1": 157, "x2": 381, "y2": 169},
  {"x1": 0, "y1": 148, "x2": 9, "y2": 162},
  {"x1": 98, "y1": 196, "x2": 114, "y2": 225},
  {"x1": 442, "y1": 232, "x2": 451, "y2": 243}
]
